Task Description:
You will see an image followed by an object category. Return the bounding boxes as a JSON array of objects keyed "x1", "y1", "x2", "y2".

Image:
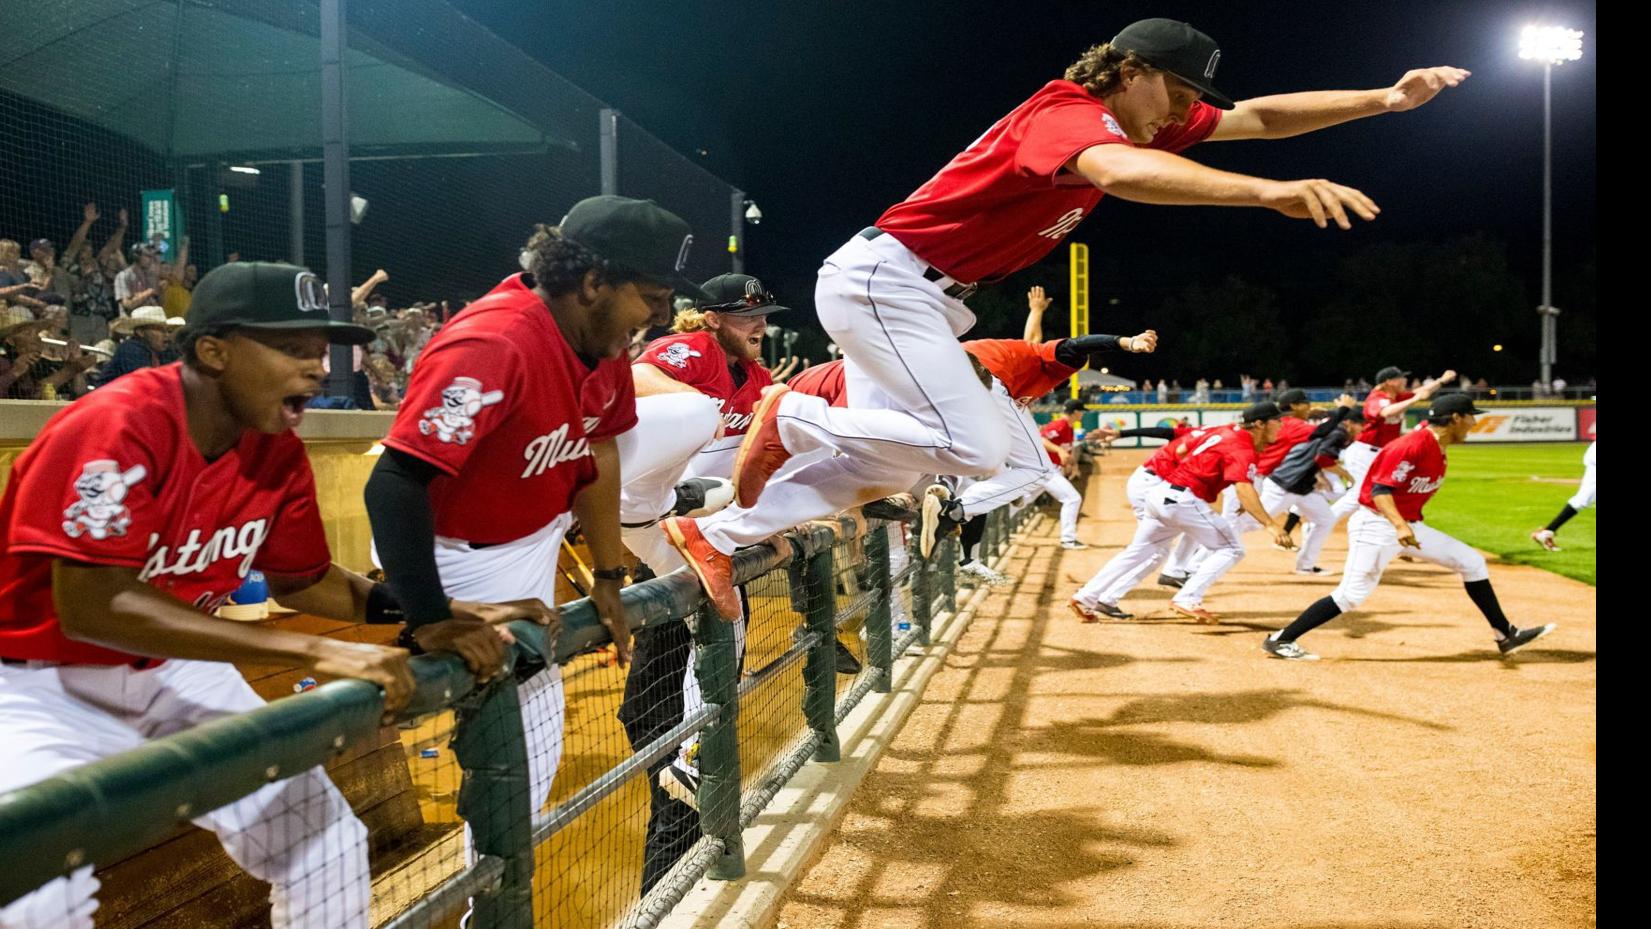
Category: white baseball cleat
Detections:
[
  {"x1": 1530, "y1": 529, "x2": 1561, "y2": 552},
  {"x1": 1293, "y1": 565, "x2": 1336, "y2": 577},
  {"x1": 674, "y1": 477, "x2": 735, "y2": 518}
]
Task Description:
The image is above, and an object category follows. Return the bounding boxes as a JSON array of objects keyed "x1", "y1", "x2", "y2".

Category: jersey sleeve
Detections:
[
  {"x1": 1016, "y1": 91, "x2": 1133, "y2": 177},
  {"x1": 252, "y1": 440, "x2": 332, "y2": 577},
  {"x1": 1368, "y1": 443, "x2": 1413, "y2": 490},
  {"x1": 585, "y1": 358, "x2": 639, "y2": 442},
  {"x1": 383, "y1": 334, "x2": 521, "y2": 476},
  {"x1": 5, "y1": 409, "x2": 164, "y2": 567},
  {"x1": 1362, "y1": 391, "x2": 1389, "y2": 420},
  {"x1": 637, "y1": 333, "x2": 722, "y2": 393},
  {"x1": 1146, "y1": 101, "x2": 1223, "y2": 153}
]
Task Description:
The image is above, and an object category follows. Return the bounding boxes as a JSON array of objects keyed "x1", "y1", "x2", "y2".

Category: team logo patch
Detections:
[
  {"x1": 658, "y1": 343, "x2": 702, "y2": 369},
  {"x1": 294, "y1": 271, "x2": 328, "y2": 316},
  {"x1": 63, "y1": 460, "x2": 147, "y2": 539},
  {"x1": 1036, "y1": 208, "x2": 1087, "y2": 240},
  {"x1": 1390, "y1": 460, "x2": 1415, "y2": 483},
  {"x1": 420, "y1": 377, "x2": 505, "y2": 445},
  {"x1": 1102, "y1": 114, "x2": 1126, "y2": 139},
  {"x1": 1204, "y1": 49, "x2": 1221, "y2": 80}
]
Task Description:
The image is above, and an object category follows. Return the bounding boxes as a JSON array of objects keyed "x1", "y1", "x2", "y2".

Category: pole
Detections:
[
  {"x1": 730, "y1": 188, "x2": 745, "y2": 274},
  {"x1": 1539, "y1": 62, "x2": 1554, "y2": 390},
  {"x1": 320, "y1": 0, "x2": 353, "y2": 399},
  {"x1": 599, "y1": 108, "x2": 619, "y2": 196},
  {"x1": 288, "y1": 161, "x2": 304, "y2": 267}
]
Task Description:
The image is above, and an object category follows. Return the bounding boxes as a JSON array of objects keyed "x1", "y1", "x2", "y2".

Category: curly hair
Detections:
[
  {"x1": 670, "y1": 307, "x2": 709, "y2": 333},
  {"x1": 1064, "y1": 43, "x2": 1158, "y2": 96},
  {"x1": 519, "y1": 224, "x2": 647, "y2": 297}
]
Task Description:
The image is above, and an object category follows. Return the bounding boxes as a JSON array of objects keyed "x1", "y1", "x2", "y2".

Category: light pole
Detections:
[{"x1": 1519, "y1": 24, "x2": 1583, "y2": 392}]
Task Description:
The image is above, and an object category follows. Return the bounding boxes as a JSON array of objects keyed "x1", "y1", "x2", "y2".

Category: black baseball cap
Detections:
[
  {"x1": 696, "y1": 273, "x2": 790, "y2": 316},
  {"x1": 1110, "y1": 19, "x2": 1234, "y2": 110},
  {"x1": 186, "y1": 262, "x2": 375, "y2": 345},
  {"x1": 560, "y1": 196, "x2": 711, "y2": 301},
  {"x1": 28, "y1": 238, "x2": 53, "y2": 253},
  {"x1": 1063, "y1": 399, "x2": 1086, "y2": 413},
  {"x1": 1276, "y1": 388, "x2": 1309, "y2": 407},
  {"x1": 1241, "y1": 401, "x2": 1282, "y2": 423},
  {"x1": 1426, "y1": 392, "x2": 1486, "y2": 421},
  {"x1": 1375, "y1": 365, "x2": 1410, "y2": 383}
]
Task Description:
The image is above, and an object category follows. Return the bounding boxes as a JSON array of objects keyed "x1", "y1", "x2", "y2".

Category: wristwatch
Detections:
[{"x1": 592, "y1": 566, "x2": 628, "y2": 582}]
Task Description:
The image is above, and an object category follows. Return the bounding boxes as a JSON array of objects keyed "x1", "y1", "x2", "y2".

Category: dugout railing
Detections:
[{"x1": 0, "y1": 501, "x2": 1037, "y2": 929}]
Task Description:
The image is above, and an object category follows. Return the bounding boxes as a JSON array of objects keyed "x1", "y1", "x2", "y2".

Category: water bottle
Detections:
[
  {"x1": 293, "y1": 677, "x2": 318, "y2": 693},
  {"x1": 419, "y1": 748, "x2": 440, "y2": 759},
  {"x1": 231, "y1": 571, "x2": 269, "y2": 604}
]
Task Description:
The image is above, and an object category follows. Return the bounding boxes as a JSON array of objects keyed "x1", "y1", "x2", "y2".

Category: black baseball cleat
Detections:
[
  {"x1": 1261, "y1": 634, "x2": 1319, "y2": 661},
  {"x1": 672, "y1": 477, "x2": 735, "y2": 518},
  {"x1": 863, "y1": 493, "x2": 919, "y2": 522},
  {"x1": 1156, "y1": 573, "x2": 1186, "y2": 589},
  {"x1": 835, "y1": 640, "x2": 863, "y2": 675},
  {"x1": 1498, "y1": 623, "x2": 1556, "y2": 657}
]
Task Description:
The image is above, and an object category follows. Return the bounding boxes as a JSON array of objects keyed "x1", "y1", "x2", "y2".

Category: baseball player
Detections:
[
  {"x1": 1261, "y1": 402, "x2": 1366, "y2": 574},
  {"x1": 1071, "y1": 402, "x2": 1293, "y2": 622},
  {"x1": 1264, "y1": 393, "x2": 1557, "y2": 660},
  {"x1": 0, "y1": 262, "x2": 456, "y2": 929},
  {"x1": 1038, "y1": 400, "x2": 1091, "y2": 549},
  {"x1": 1532, "y1": 440, "x2": 1595, "y2": 551},
  {"x1": 662, "y1": 19, "x2": 1469, "y2": 614},
  {"x1": 1329, "y1": 366, "x2": 1458, "y2": 522},
  {"x1": 365, "y1": 198, "x2": 704, "y2": 864}
]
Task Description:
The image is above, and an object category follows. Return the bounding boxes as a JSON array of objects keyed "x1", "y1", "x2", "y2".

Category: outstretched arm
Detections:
[
  {"x1": 1209, "y1": 67, "x2": 1470, "y2": 141},
  {"x1": 1024, "y1": 286, "x2": 1052, "y2": 343}
]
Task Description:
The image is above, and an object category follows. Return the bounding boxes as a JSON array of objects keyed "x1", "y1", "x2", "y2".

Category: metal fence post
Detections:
[
  {"x1": 864, "y1": 525, "x2": 894, "y2": 694},
  {"x1": 802, "y1": 542, "x2": 841, "y2": 763},
  {"x1": 691, "y1": 602, "x2": 745, "y2": 880},
  {"x1": 938, "y1": 535, "x2": 958, "y2": 615},
  {"x1": 451, "y1": 677, "x2": 534, "y2": 929},
  {"x1": 909, "y1": 530, "x2": 932, "y2": 647}
]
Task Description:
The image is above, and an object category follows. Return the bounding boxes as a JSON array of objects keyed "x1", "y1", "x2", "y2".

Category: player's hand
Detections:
[
  {"x1": 1395, "y1": 524, "x2": 1421, "y2": 549},
  {"x1": 371, "y1": 268, "x2": 390, "y2": 283},
  {"x1": 450, "y1": 597, "x2": 558, "y2": 629},
  {"x1": 116, "y1": 207, "x2": 128, "y2": 226},
  {"x1": 411, "y1": 618, "x2": 513, "y2": 684},
  {"x1": 1438, "y1": 369, "x2": 1458, "y2": 385},
  {"x1": 1121, "y1": 330, "x2": 1158, "y2": 353},
  {"x1": 590, "y1": 578, "x2": 632, "y2": 666},
  {"x1": 1027, "y1": 285, "x2": 1053, "y2": 315},
  {"x1": 1261, "y1": 179, "x2": 1379, "y2": 230},
  {"x1": 1383, "y1": 67, "x2": 1470, "y2": 113},
  {"x1": 83, "y1": 201, "x2": 100, "y2": 224},
  {"x1": 1271, "y1": 525, "x2": 1297, "y2": 551},
  {"x1": 1095, "y1": 424, "x2": 1120, "y2": 440},
  {"x1": 309, "y1": 640, "x2": 416, "y2": 720},
  {"x1": 1336, "y1": 393, "x2": 1356, "y2": 408}
]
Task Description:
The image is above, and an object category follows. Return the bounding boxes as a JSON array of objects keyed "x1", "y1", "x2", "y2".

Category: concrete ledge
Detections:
[{"x1": 656, "y1": 536, "x2": 1026, "y2": 929}]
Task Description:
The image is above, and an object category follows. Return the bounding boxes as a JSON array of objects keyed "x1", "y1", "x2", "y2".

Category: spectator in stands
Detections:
[
  {"x1": 1241, "y1": 374, "x2": 1257, "y2": 401},
  {"x1": 114, "y1": 243, "x2": 162, "y2": 312},
  {"x1": 94, "y1": 306, "x2": 178, "y2": 387},
  {"x1": 365, "y1": 352, "x2": 402, "y2": 409},
  {"x1": 1156, "y1": 378, "x2": 1169, "y2": 404},
  {"x1": 0, "y1": 305, "x2": 96, "y2": 399},
  {"x1": 1193, "y1": 377, "x2": 1210, "y2": 402},
  {"x1": 351, "y1": 267, "x2": 389, "y2": 311},
  {"x1": 61, "y1": 205, "x2": 128, "y2": 344},
  {"x1": 1171, "y1": 379, "x2": 1183, "y2": 401},
  {"x1": 0, "y1": 240, "x2": 46, "y2": 308},
  {"x1": 158, "y1": 238, "x2": 195, "y2": 317}
]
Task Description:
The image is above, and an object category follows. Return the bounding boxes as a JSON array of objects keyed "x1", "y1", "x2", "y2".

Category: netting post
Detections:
[
  {"x1": 910, "y1": 531, "x2": 933, "y2": 647},
  {"x1": 691, "y1": 601, "x2": 745, "y2": 880},
  {"x1": 320, "y1": 0, "x2": 354, "y2": 399},
  {"x1": 802, "y1": 542, "x2": 841, "y2": 763},
  {"x1": 983, "y1": 507, "x2": 1000, "y2": 562},
  {"x1": 451, "y1": 677, "x2": 534, "y2": 929},
  {"x1": 938, "y1": 535, "x2": 958, "y2": 615},
  {"x1": 864, "y1": 526, "x2": 894, "y2": 693}
]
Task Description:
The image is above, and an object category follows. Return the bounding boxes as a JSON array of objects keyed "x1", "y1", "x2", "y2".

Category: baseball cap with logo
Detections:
[
  {"x1": 1241, "y1": 401, "x2": 1283, "y2": 423},
  {"x1": 1375, "y1": 365, "x2": 1410, "y2": 383},
  {"x1": 1425, "y1": 392, "x2": 1486, "y2": 421},
  {"x1": 1110, "y1": 19, "x2": 1235, "y2": 110},
  {"x1": 695, "y1": 273, "x2": 790, "y2": 316},
  {"x1": 1276, "y1": 388, "x2": 1309, "y2": 407},
  {"x1": 185, "y1": 262, "x2": 374, "y2": 345},
  {"x1": 560, "y1": 196, "x2": 712, "y2": 301}
]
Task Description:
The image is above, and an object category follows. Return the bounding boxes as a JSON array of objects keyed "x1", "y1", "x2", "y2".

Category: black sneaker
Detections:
[
  {"x1": 863, "y1": 493, "x2": 919, "y2": 521},
  {"x1": 1261, "y1": 634, "x2": 1319, "y2": 661},
  {"x1": 659, "y1": 764, "x2": 701, "y2": 810},
  {"x1": 1498, "y1": 623, "x2": 1556, "y2": 656},
  {"x1": 672, "y1": 477, "x2": 735, "y2": 518},
  {"x1": 835, "y1": 640, "x2": 863, "y2": 675},
  {"x1": 1156, "y1": 573, "x2": 1186, "y2": 589}
]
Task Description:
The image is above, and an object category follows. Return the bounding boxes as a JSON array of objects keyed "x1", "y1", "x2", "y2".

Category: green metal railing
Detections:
[{"x1": 0, "y1": 503, "x2": 1038, "y2": 926}]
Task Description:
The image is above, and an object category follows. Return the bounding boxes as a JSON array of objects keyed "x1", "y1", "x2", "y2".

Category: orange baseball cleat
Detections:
[
  {"x1": 662, "y1": 516, "x2": 741, "y2": 620},
  {"x1": 732, "y1": 385, "x2": 793, "y2": 509}
]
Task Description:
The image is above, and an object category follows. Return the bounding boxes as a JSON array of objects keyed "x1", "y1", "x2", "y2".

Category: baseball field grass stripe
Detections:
[{"x1": 1424, "y1": 442, "x2": 1596, "y2": 585}]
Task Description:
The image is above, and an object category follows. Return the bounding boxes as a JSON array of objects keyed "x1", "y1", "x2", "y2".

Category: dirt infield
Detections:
[{"x1": 775, "y1": 451, "x2": 1596, "y2": 929}]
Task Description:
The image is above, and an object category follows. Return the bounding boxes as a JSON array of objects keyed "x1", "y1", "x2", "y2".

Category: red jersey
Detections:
[
  {"x1": 1164, "y1": 425, "x2": 1259, "y2": 503},
  {"x1": 875, "y1": 81, "x2": 1221, "y2": 283},
  {"x1": 788, "y1": 359, "x2": 850, "y2": 407},
  {"x1": 1256, "y1": 416, "x2": 1315, "y2": 476},
  {"x1": 1040, "y1": 419, "x2": 1074, "y2": 465},
  {"x1": 0, "y1": 366, "x2": 330, "y2": 664},
  {"x1": 637, "y1": 331, "x2": 772, "y2": 437},
  {"x1": 963, "y1": 339, "x2": 1076, "y2": 403},
  {"x1": 1359, "y1": 426, "x2": 1446, "y2": 521},
  {"x1": 384, "y1": 274, "x2": 637, "y2": 545},
  {"x1": 1144, "y1": 427, "x2": 1207, "y2": 479},
  {"x1": 1356, "y1": 389, "x2": 1414, "y2": 448}
]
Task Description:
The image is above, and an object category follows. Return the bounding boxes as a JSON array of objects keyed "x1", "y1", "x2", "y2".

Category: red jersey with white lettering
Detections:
[
  {"x1": 0, "y1": 365, "x2": 329, "y2": 664},
  {"x1": 1256, "y1": 416, "x2": 1315, "y2": 476},
  {"x1": 384, "y1": 273, "x2": 637, "y2": 545},
  {"x1": 1356, "y1": 389, "x2": 1415, "y2": 448},
  {"x1": 1040, "y1": 418, "x2": 1074, "y2": 465},
  {"x1": 875, "y1": 81, "x2": 1221, "y2": 283},
  {"x1": 1164, "y1": 425, "x2": 1259, "y2": 503},
  {"x1": 1144, "y1": 427, "x2": 1206, "y2": 479},
  {"x1": 636, "y1": 331, "x2": 772, "y2": 437},
  {"x1": 963, "y1": 339, "x2": 1076, "y2": 402},
  {"x1": 788, "y1": 359, "x2": 849, "y2": 407},
  {"x1": 1359, "y1": 426, "x2": 1446, "y2": 521}
]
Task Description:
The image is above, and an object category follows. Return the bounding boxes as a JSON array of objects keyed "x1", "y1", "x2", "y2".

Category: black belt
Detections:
[
  {"x1": 857, "y1": 227, "x2": 977, "y2": 300},
  {"x1": 1168, "y1": 484, "x2": 1189, "y2": 493},
  {"x1": 3, "y1": 655, "x2": 159, "y2": 670}
]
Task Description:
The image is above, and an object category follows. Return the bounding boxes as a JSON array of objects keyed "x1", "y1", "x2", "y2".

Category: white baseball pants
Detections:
[
  {"x1": 1074, "y1": 487, "x2": 1244, "y2": 610},
  {"x1": 617, "y1": 393, "x2": 723, "y2": 526},
  {"x1": 1330, "y1": 441, "x2": 1382, "y2": 520},
  {"x1": 0, "y1": 660, "x2": 369, "y2": 929},
  {"x1": 957, "y1": 383, "x2": 1055, "y2": 520},
  {"x1": 1568, "y1": 442, "x2": 1596, "y2": 510},
  {"x1": 1260, "y1": 480, "x2": 1338, "y2": 570},
  {"x1": 1332, "y1": 508, "x2": 1489, "y2": 612}
]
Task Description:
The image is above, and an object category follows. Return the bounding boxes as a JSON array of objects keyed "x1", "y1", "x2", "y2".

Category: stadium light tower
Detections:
[{"x1": 1519, "y1": 24, "x2": 1583, "y2": 391}]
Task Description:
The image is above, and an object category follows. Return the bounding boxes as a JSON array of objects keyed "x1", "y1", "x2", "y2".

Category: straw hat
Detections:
[
  {"x1": 111, "y1": 305, "x2": 170, "y2": 334},
  {"x1": 0, "y1": 305, "x2": 51, "y2": 337}
]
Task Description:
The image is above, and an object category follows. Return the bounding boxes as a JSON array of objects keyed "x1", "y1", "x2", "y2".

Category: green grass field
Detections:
[{"x1": 1425, "y1": 441, "x2": 1596, "y2": 585}]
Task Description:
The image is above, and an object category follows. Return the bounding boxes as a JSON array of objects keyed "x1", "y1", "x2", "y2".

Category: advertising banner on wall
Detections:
[
  {"x1": 1577, "y1": 407, "x2": 1596, "y2": 441},
  {"x1": 1462, "y1": 407, "x2": 1579, "y2": 442}
]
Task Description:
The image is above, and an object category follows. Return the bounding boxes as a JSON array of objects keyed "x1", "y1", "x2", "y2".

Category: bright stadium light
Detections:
[
  {"x1": 229, "y1": 165, "x2": 261, "y2": 175},
  {"x1": 1518, "y1": 24, "x2": 1584, "y2": 391},
  {"x1": 1519, "y1": 25, "x2": 1583, "y2": 64}
]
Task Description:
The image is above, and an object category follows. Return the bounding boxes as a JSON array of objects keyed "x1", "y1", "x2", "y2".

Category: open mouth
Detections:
[{"x1": 280, "y1": 391, "x2": 318, "y2": 428}]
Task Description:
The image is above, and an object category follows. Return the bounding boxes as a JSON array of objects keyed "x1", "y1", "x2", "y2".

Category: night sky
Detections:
[{"x1": 452, "y1": 1, "x2": 1596, "y2": 377}]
